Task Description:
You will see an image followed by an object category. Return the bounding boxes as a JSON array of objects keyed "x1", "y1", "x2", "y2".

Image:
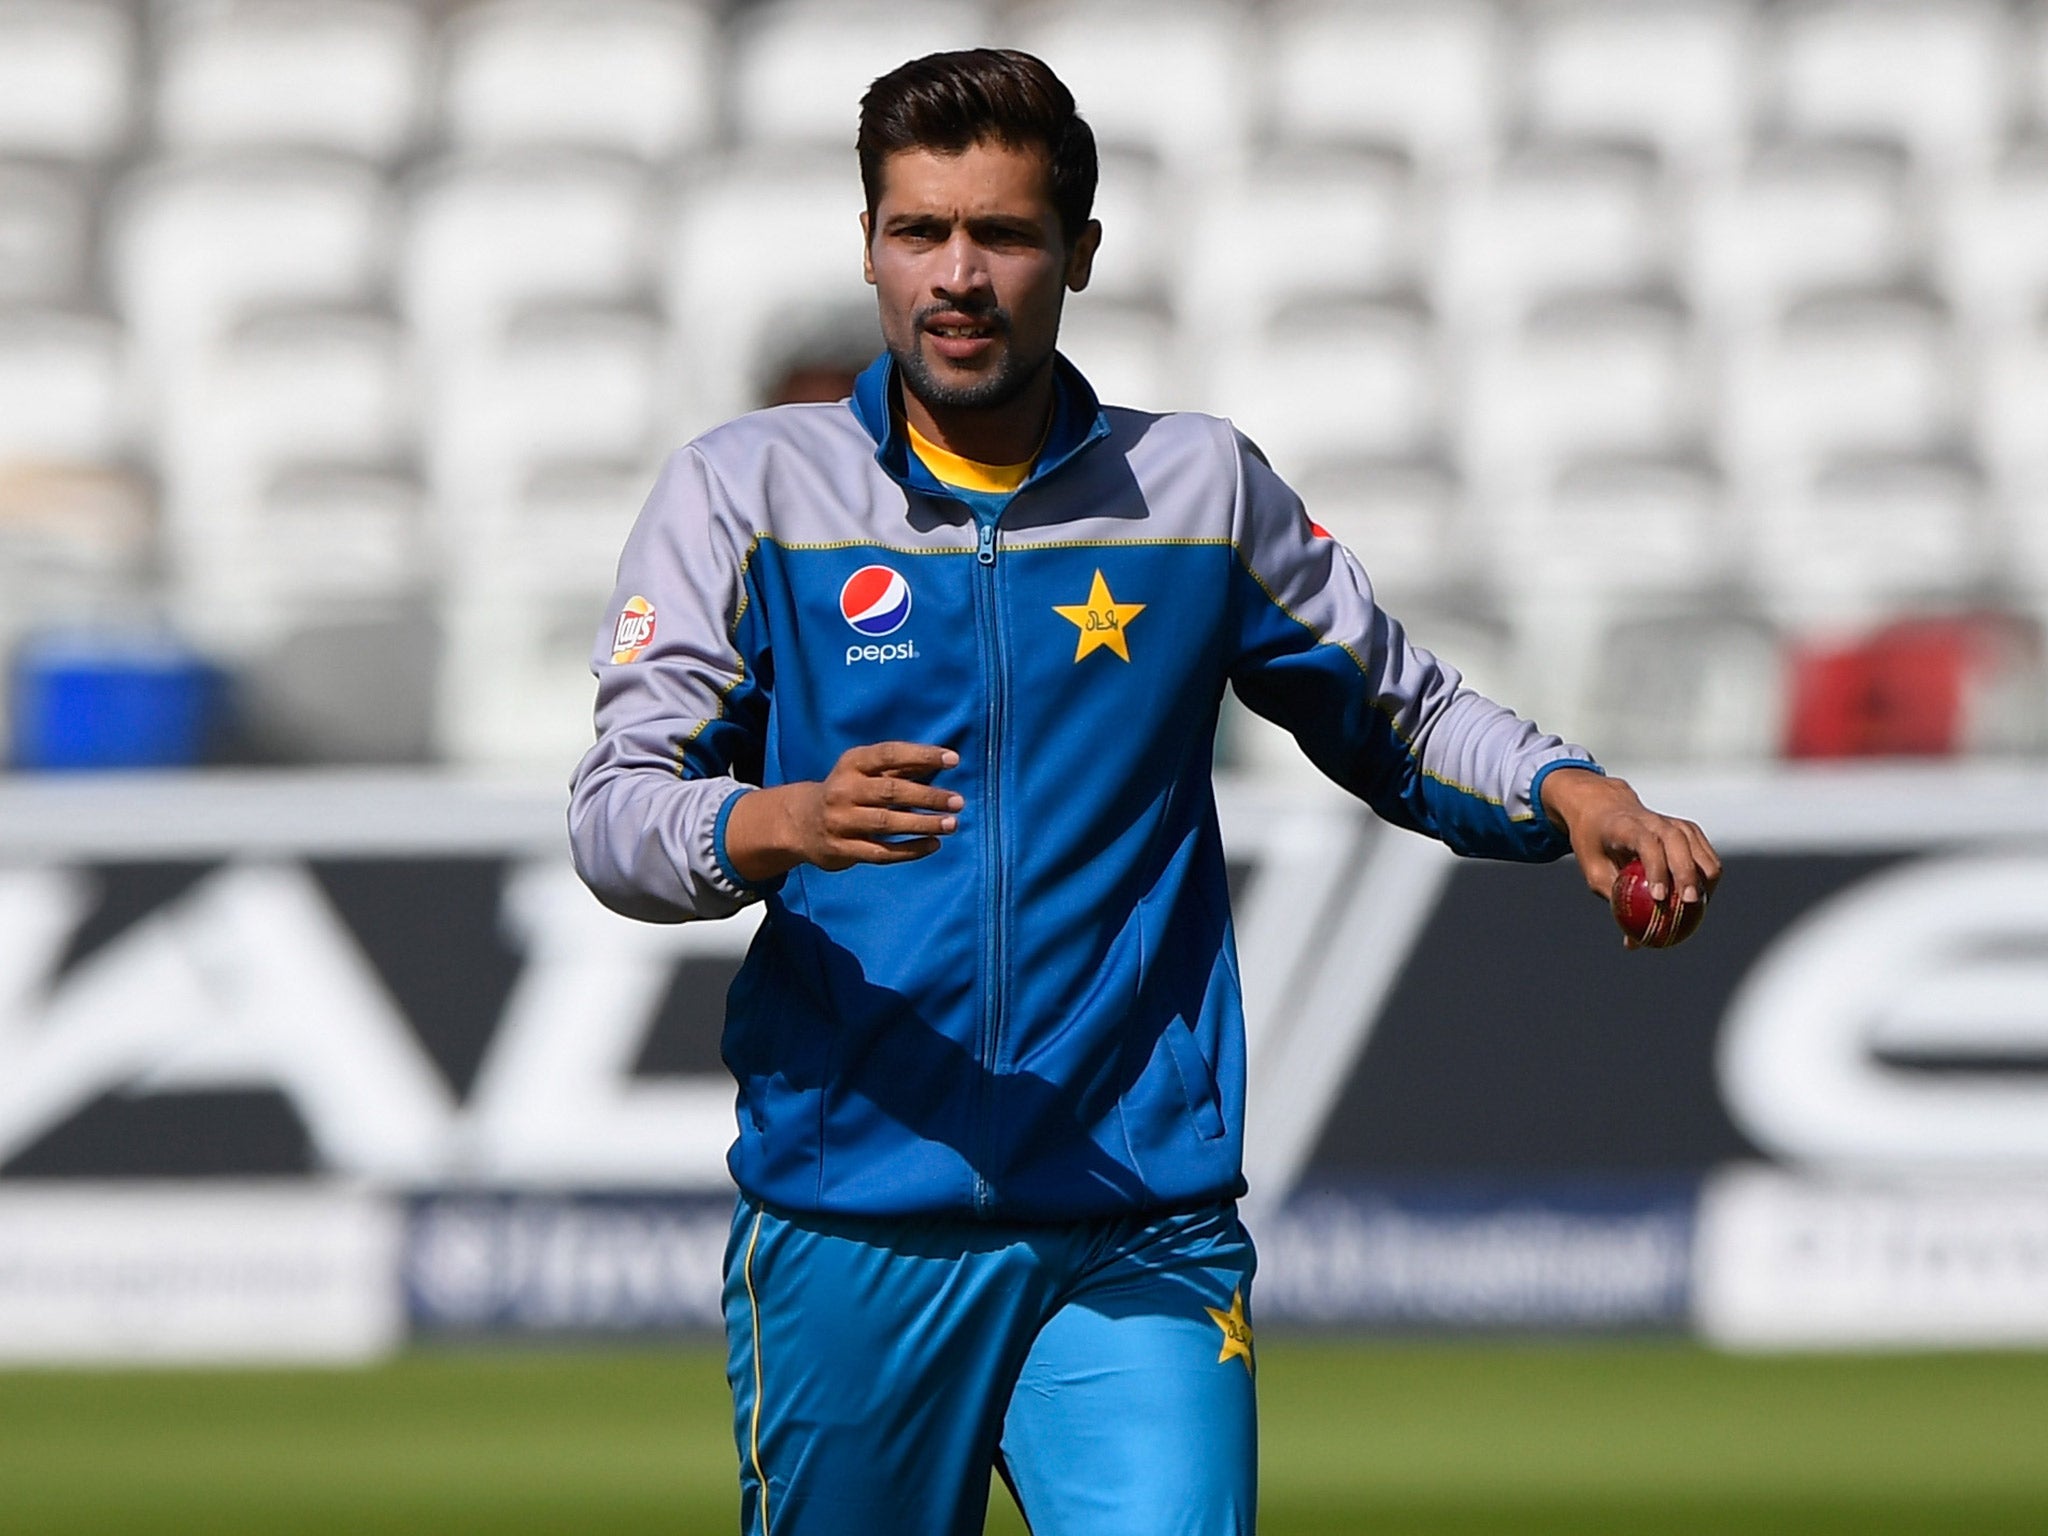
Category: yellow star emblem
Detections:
[
  {"x1": 1205, "y1": 1286, "x2": 1254, "y2": 1375},
  {"x1": 1052, "y1": 568, "x2": 1146, "y2": 663}
]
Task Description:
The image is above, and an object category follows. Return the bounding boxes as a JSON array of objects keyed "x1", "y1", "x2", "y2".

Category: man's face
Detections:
[{"x1": 862, "y1": 140, "x2": 1099, "y2": 413}]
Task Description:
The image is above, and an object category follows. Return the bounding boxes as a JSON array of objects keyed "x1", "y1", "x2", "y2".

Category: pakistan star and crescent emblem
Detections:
[
  {"x1": 1206, "y1": 1287, "x2": 1254, "y2": 1375},
  {"x1": 1052, "y1": 568, "x2": 1146, "y2": 662}
]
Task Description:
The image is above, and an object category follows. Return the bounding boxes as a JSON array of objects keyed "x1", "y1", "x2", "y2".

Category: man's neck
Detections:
[{"x1": 898, "y1": 361, "x2": 1057, "y2": 468}]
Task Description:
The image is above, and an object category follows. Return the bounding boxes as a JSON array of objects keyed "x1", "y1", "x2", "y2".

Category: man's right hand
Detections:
[{"x1": 723, "y1": 742, "x2": 964, "y2": 883}]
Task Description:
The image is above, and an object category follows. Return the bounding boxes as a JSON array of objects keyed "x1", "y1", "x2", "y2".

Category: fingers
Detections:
[
  {"x1": 1610, "y1": 814, "x2": 1720, "y2": 907},
  {"x1": 840, "y1": 741, "x2": 959, "y2": 780},
  {"x1": 807, "y1": 741, "x2": 965, "y2": 871}
]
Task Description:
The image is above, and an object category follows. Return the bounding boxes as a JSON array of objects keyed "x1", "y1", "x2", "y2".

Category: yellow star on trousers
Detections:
[
  {"x1": 1205, "y1": 1286, "x2": 1254, "y2": 1375},
  {"x1": 1052, "y1": 568, "x2": 1146, "y2": 662}
]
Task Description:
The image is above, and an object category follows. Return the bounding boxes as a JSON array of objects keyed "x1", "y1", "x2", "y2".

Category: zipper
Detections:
[{"x1": 969, "y1": 509, "x2": 1006, "y2": 1215}]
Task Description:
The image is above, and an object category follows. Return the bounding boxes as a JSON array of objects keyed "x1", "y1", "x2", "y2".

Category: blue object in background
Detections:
[{"x1": 9, "y1": 631, "x2": 224, "y2": 770}]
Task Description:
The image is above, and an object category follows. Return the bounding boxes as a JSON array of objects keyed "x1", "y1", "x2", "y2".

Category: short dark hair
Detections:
[{"x1": 857, "y1": 49, "x2": 1098, "y2": 247}]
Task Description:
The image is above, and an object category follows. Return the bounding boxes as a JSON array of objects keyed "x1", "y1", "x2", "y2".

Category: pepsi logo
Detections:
[{"x1": 839, "y1": 565, "x2": 912, "y2": 637}]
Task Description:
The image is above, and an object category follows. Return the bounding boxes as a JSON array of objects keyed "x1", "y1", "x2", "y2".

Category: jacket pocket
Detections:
[{"x1": 1161, "y1": 1017, "x2": 1226, "y2": 1141}]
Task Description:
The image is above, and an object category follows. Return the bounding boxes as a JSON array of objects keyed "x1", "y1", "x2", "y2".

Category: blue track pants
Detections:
[{"x1": 722, "y1": 1196, "x2": 1259, "y2": 1535}]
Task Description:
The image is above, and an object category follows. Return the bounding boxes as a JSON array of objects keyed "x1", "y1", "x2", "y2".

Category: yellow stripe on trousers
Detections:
[{"x1": 744, "y1": 1209, "x2": 770, "y2": 1534}]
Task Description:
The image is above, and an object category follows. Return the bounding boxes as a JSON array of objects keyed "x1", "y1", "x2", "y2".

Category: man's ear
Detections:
[
  {"x1": 1065, "y1": 218, "x2": 1102, "y2": 293},
  {"x1": 860, "y1": 211, "x2": 876, "y2": 286}
]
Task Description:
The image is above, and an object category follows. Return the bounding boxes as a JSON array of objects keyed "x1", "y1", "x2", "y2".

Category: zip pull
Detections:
[{"x1": 976, "y1": 521, "x2": 997, "y2": 566}]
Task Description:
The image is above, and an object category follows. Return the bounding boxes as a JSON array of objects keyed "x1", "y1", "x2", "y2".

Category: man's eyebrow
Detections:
[
  {"x1": 964, "y1": 213, "x2": 1045, "y2": 237},
  {"x1": 883, "y1": 211, "x2": 949, "y2": 232}
]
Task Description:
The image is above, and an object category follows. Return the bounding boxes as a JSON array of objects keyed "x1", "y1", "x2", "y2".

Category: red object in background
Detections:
[{"x1": 1784, "y1": 614, "x2": 2042, "y2": 759}]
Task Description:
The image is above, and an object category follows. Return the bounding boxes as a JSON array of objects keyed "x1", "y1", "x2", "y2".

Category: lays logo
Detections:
[
  {"x1": 839, "y1": 565, "x2": 912, "y2": 637},
  {"x1": 610, "y1": 596, "x2": 657, "y2": 664}
]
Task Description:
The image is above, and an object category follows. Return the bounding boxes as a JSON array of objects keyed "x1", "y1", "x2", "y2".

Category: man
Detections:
[{"x1": 570, "y1": 48, "x2": 1718, "y2": 1536}]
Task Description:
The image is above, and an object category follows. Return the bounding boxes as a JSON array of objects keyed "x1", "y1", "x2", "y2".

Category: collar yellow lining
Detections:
[{"x1": 906, "y1": 419, "x2": 1037, "y2": 495}]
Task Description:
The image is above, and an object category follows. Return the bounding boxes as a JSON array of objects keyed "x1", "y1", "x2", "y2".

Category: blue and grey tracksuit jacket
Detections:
[{"x1": 569, "y1": 352, "x2": 1598, "y2": 1222}]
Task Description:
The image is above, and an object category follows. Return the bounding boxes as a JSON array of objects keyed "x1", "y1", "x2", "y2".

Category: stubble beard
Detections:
[{"x1": 890, "y1": 309, "x2": 1057, "y2": 413}]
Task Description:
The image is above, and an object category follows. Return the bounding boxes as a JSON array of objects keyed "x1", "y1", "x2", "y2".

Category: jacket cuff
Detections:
[
  {"x1": 711, "y1": 786, "x2": 785, "y2": 898},
  {"x1": 1528, "y1": 756, "x2": 1604, "y2": 833}
]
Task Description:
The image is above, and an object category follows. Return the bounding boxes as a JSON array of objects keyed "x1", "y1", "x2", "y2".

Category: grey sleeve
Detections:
[
  {"x1": 1225, "y1": 429, "x2": 1599, "y2": 860},
  {"x1": 567, "y1": 448, "x2": 771, "y2": 921}
]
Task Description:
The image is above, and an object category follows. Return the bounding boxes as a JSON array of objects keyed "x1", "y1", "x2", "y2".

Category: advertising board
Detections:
[{"x1": 1, "y1": 767, "x2": 2045, "y2": 1350}]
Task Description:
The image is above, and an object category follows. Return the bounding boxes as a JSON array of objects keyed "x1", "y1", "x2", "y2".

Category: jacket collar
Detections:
[{"x1": 849, "y1": 350, "x2": 1111, "y2": 501}]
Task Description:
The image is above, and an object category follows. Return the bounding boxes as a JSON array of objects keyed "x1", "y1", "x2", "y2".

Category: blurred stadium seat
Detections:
[
  {"x1": 1521, "y1": 0, "x2": 1754, "y2": 171},
  {"x1": 1688, "y1": 137, "x2": 1916, "y2": 327},
  {"x1": 401, "y1": 152, "x2": 654, "y2": 351},
  {"x1": 1009, "y1": 1, "x2": 1251, "y2": 171},
  {"x1": 730, "y1": 0, "x2": 991, "y2": 147},
  {"x1": 1185, "y1": 147, "x2": 1414, "y2": 341},
  {"x1": 1976, "y1": 312, "x2": 2048, "y2": 594},
  {"x1": 0, "y1": 0, "x2": 136, "y2": 161},
  {"x1": 1938, "y1": 141, "x2": 2048, "y2": 334},
  {"x1": 1770, "y1": 0, "x2": 2010, "y2": 173},
  {"x1": 428, "y1": 303, "x2": 668, "y2": 532},
  {"x1": 0, "y1": 160, "x2": 95, "y2": 306},
  {"x1": 1294, "y1": 454, "x2": 1469, "y2": 601},
  {"x1": 1070, "y1": 149, "x2": 1177, "y2": 310},
  {"x1": 153, "y1": 0, "x2": 430, "y2": 162},
  {"x1": 437, "y1": 560, "x2": 616, "y2": 768},
  {"x1": 1753, "y1": 450, "x2": 1990, "y2": 622},
  {"x1": 109, "y1": 154, "x2": 393, "y2": 370},
  {"x1": 1582, "y1": 604, "x2": 1785, "y2": 763},
  {"x1": 1723, "y1": 287, "x2": 1956, "y2": 484},
  {"x1": 1055, "y1": 299, "x2": 1180, "y2": 413},
  {"x1": 1210, "y1": 297, "x2": 1440, "y2": 481},
  {"x1": 1459, "y1": 292, "x2": 1702, "y2": 501},
  {"x1": 439, "y1": 0, "x2": 719, "y2": 162},
  {"x1": 0, "y1": 306, "x2": 128, "y2": 462},
  {"x1": 661, "y1": 150, "x2": 872, "y2": 428},
  {"x1": 1264, "y1": 0, "x2": 1502, "y2": 172},
  {"x1": 159, "y1": 306, "x2": 412, "y2": 546},
  {"x1": 1436, "y1": 141, "x2": 1667, "y2": 332}
]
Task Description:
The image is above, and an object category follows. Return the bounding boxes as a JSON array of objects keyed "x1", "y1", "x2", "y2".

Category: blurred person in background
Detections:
[{"x1": 569, "y1": 47, "x2": 1718, "y2": 1536}]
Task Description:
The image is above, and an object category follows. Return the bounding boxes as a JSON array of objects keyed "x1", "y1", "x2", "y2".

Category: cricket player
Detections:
[{"x1": 570, "y1": 47, "x2": 1719, "y2": 1536}]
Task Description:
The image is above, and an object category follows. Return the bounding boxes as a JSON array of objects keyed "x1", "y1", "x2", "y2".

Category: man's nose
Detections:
[{"x1": 934, "y1": 233, "x2": 992, "y2": 298}]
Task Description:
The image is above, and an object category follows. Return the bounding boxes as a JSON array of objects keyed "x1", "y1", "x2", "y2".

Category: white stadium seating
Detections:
[
  {"x1": 661, "y1": 150, "x2": 873, "y2": 428},
  {"x1": 1184, "y1": 147, "x2": 1414, "y2": 341},
  {"x1": 400, "y1": 153, "x2": 655, "y2": 349},
  {"x1": 1008, "y1": 1, "x2": 1252, "y2": 172},
  {"x1": 0, "y1": 307, "x2": 128, "y2": 462},
  {"x1": 1054, "y1": 299, "x2": 1181, "y2": 414},
  {"x1": 1458, "y1": 293, "x2": 1702, "y2": 498},
  {"x1": 427, "y1": 303, "x2": 668, "y2": 531},
  {"x1": 1770, "y1": 0, "x2": 2010, "y2": 173},
  {"x1": 1210, "y1": 298, "x2": 1440, "y2": 480},
  {"x1": 1687, "y1": 137, "x2": 1916, "y2": 328},
  {"x1": 0, "y1": 161, "x2": 94, "y2": 305},
  {"x1": 108, "y1": 154, "x2": 393, "y2": 365},
  {"x1": 153, "y1": 0, "x2": 431, "y2": 161},
  {"x1": 439, "y1": 0, "x2": 720, "y2": 161},
  {"x1": 1434, "y1": 141, "x2": 1668, "y2": 332},
  {"x1": 1521, "y1": 1, "x2": 1755, "y2": 171},
  {"x1": 1, "y1": 0, "x2": 2046, "y2": 767},
  {"x1": 1263, "y1": 0, "x2": 1503, "y2": 171},
  {"x1": 1752, "y1": 450, "x2": 1990, "y2": 623},
  {"x1": 0, "y1": 0, "x2": 136, "y2": 160},
  {"x1": 730, "y1": 0, "x2": 992, "y2": 147}
]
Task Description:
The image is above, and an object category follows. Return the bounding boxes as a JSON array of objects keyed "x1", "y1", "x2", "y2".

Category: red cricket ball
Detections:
[{"x1": 1609, "y1": 858, "x2": 1707, "y2": 949}]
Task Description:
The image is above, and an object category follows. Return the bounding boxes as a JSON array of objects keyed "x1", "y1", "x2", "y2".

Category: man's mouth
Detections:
[{"x1": 919, "y1": 310, "x2": 1006, "y2": 360}]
